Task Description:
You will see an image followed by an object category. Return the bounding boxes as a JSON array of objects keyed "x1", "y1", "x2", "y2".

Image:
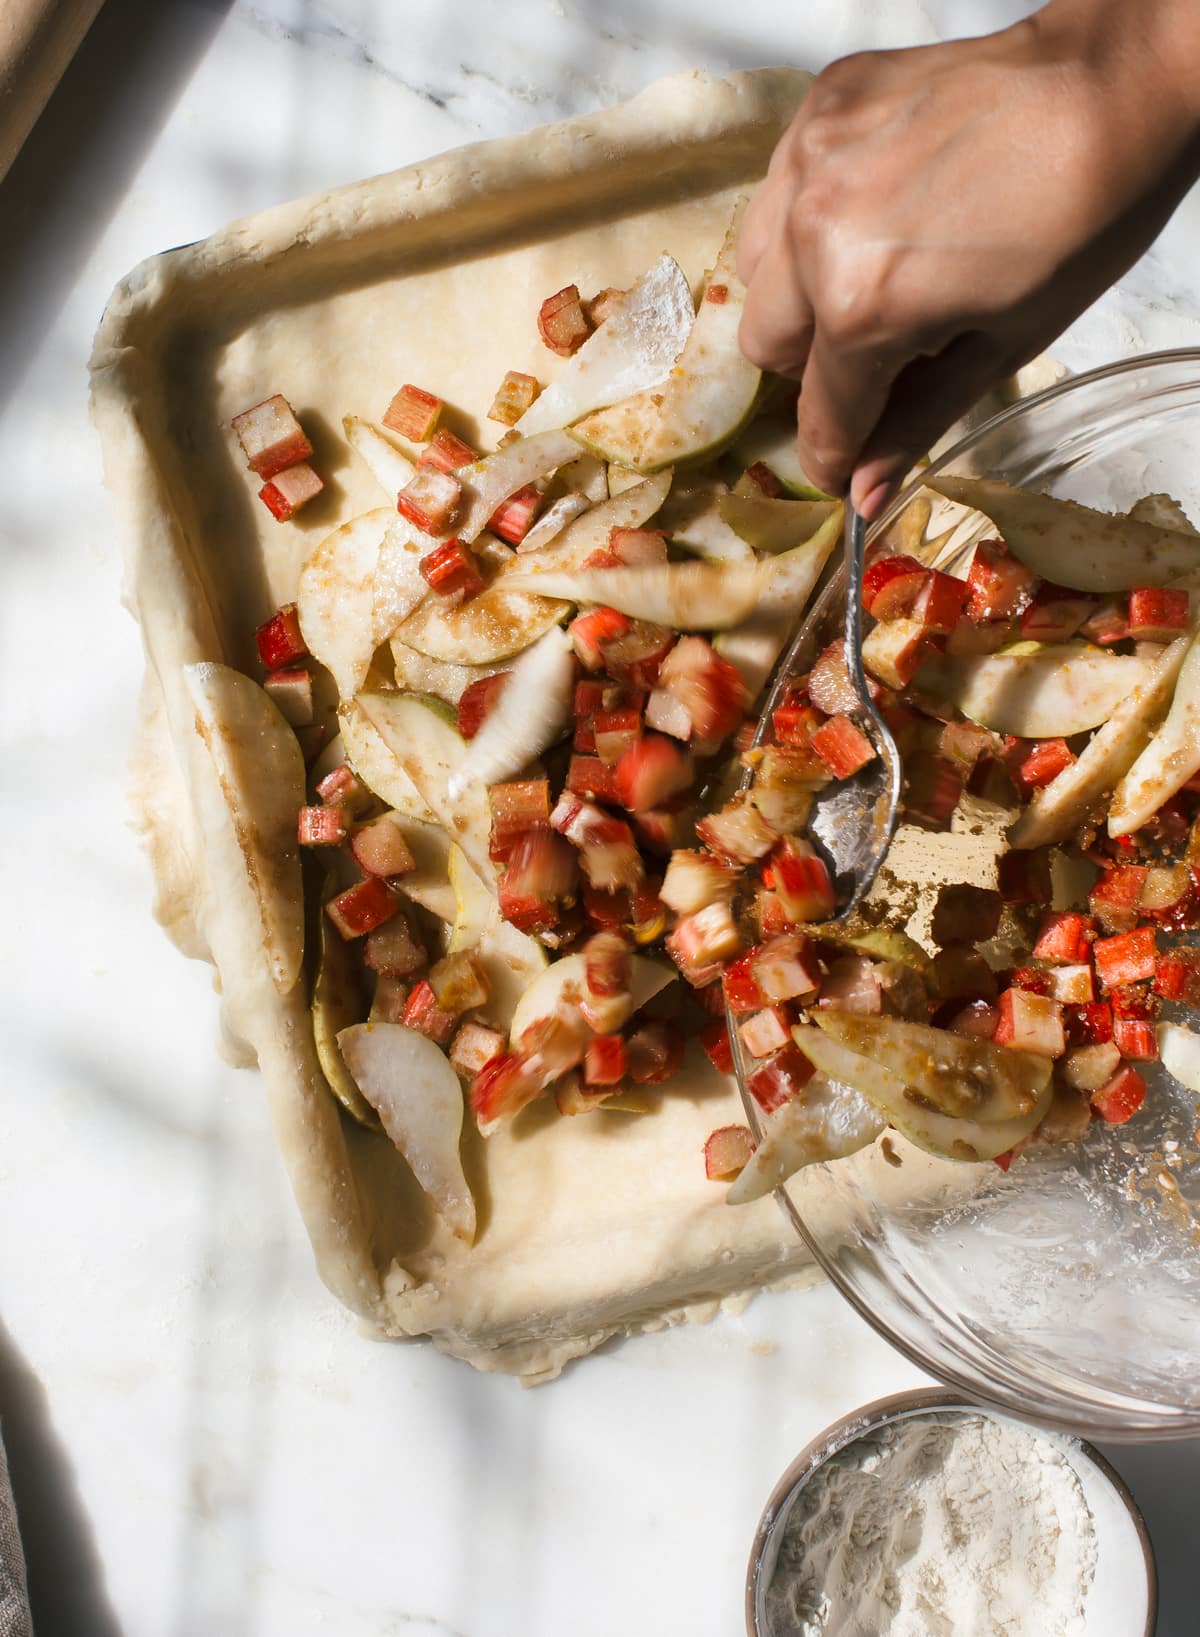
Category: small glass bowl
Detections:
[
  {"x1": 738, "y1": 351, "x2": 1200, "y2": 1439},
  {"x1": 745, "y1": 1390, "x2": 1157, "y2": 1636}
]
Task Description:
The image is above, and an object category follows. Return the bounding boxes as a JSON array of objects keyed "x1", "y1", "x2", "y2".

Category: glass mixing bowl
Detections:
[{"x1": 737, "y1": 350, "x2": 1200, "y2": 1440}]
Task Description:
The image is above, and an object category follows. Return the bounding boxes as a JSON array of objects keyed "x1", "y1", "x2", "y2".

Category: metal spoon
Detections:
[{"x1": 755, "y1": 502, "x2": 903, "y2": 920}]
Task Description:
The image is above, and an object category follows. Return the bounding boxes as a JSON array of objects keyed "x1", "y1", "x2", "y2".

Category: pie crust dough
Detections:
[{"x1": 91, "y1": 67, "x2": 821, "y2": 1380}]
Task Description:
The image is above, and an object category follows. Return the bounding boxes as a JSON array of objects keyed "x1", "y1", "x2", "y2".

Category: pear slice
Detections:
[
  {"x1": 718, "y1": 494, "x2": 839, "y2": 553},
  {"x1": 338, "y1": 1023, "x2": 475, "y2": 1242},
  {"x1": 659, "y1": 477, "x2": 753, "y2": 563},
  {"x1": 917, "y1": 644, "x2": 1149, "y2": 737},
  {"x1": 726, "y1": 1078, "x2": 885, "y2": 1204},
  {"x1": 450, "y1": 626, "x2": 575, "y2": 796},
  {"x1": 297, "y1": 508, "x2": 394, "y2": 700},
  {"x1": 343, "y1": 415, "x2": 417, "y2": 500},
  {"x1": 505, "y1": 558, "x2": 768, "y2": 630},
  {"x1": 1128, "y1": 492, "x2": 1196, "y2": 533},
  {"x1": 517, "y1": 492, "x2": 592, "y2": 555},
  {"x1": 183, "y1": 663, "x2": 305, "y2": 995},
  {"x1": 474, "y1": 916, "x2": 549, "y2": 1032},
  {"x1": 1011, "y1": 632, "x2": 1191, "y2": 847},
  {"x1": 729, "y1": 415, "x2": 833, "y2": 499},
  {"x1": 1158, "y1": 1022, "x2": 1200, "y2": 1093},
  {"x1": 810, "y1": 1011, "x2": 1051, "y2": 1122},
  {"x1": 713, "y1": 507, "x2": 843, "y2": 694},
  {"x1": 569, "y1": 201, "x2": 760, "y2": 471},
  {"x1": 390, "y1": 640, "x2": 504, "y2": 706},
  {"x1": 370, "y1": 518, "x2": 430, "y2": 648},
  {"x1": 794, "y1": 1026, "x2": 1052, "y2": 1162},
  {"x1": 516, "y1": 254, "x2": 695, "y2": 436},
  {"x1": 355, "y1": 691, "x2": 494, "y2": 884},
  {"x1": 1108, "y1": 623, "x2": 1200, "y2": 835},
  {"x1": 521, "y1": 470, "x2": 672, "y2": 570},
  {"x1": 456, "y1": 428, "x2": 580, "y2": 543},
  {"x1": 338, "y1": 699, "x2": 436, "y2": 822},
  {"x1": 509, "y1": 952, "x2": 675, "y2": 1048},
  {"x1": 446, "y1": 843, "x2": 493, "y2": 952},
  {"x1": 925, "y1": 475, "x2": 1200, "y2": 591},
  {"x1": 312, "y1": 913, "x2": 379, "y2": 1129}
]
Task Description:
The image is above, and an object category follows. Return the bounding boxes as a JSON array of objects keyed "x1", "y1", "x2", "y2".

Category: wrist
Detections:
[{"x1": 1037, "y1": 0, "x2": 1200, "y2": 136}]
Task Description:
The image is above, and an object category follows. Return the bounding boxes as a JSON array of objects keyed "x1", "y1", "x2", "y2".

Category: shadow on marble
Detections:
[
  {"x1": 0, "y1": 0, "x2": 234, "y2": 409},
  {"x1": 0, "y1": 1318, "x2": 124, "y2": 1637}
]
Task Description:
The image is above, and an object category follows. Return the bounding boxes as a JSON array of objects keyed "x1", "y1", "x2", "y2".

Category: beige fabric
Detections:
[{"x1": 90, "y1": 68, "x2": 822, "y2": 1379}]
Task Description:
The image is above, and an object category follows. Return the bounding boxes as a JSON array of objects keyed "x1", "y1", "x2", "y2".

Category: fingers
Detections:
[
  {"x1": 738, "y1": 219, "x2": 816, "y2": 379},
  {"x1": 792, "y1": 327, "x2": 907, "y2": 499}
]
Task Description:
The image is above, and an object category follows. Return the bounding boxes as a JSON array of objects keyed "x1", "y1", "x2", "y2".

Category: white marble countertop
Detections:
[{"x1": 1, "y1": 1, "x2": 1198, "y2": 1632}]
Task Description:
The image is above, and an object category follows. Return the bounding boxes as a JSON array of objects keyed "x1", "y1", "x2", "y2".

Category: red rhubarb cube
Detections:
[
  {"x1": 1094, "y1": 926, "x2": 1158, "y2": 988},
  {"x1": 745, "y1": 1044, "x2": 814, "y2": 1113},
  {"x1": 1128, "y1": 587, "x2": 1189, "y2": 642},
  {"x1": 570, "y1": 606, "x2": 631, "y2": 670},
  {"x1": 912, "y1": 570, "x2": 970, "y2": 635},
  {"x1": 537, "y1": 284, "x2": 590, "y2": 356},
  {"x1": 259, "y1": 462, "x2": 323, "y2": 521},
  {"x1": 992, "y1": 988, "x2": 1065, "y2": 1056},
  {"x1": 723, "y1": 952, "x2": 767, "y2": 1015},
  {"x1": 1112, "y1": 1018, "x2": 1158, "y2": 1060},
  {"x1": 232, "y1": 394, "x2": 313, "y2": 478},
  {"x1": 383, "y1": 384, "x2": 443, "y2": 442},
  {"x1": 399, "y1": 468, "x2": 463, "y2": 535},
  {"x1": 487, "y1": 370, "x2": 540, "y2": 427},
  {"x1": 457, "y1": 672, "x2": 509, "y2": 739},
  {"x1": 350, "y1": 813, "x2": 416, "y2": 878},
  {"x1": 297, "y1": 805, "x2": 348, "y2": 846},
  {"x1": 699, "y1": 1022, "x2": 735, "y2": 1076},
  {"x1": 325, "y1": 877, "x2": 399, "y2": 940},
  {"x1": 861, "y1": 555, "x2": 924, "y2": 617},
  {"x1": 255, "y1": 603, "x2": 308, "y2": 670},
  {"x1": 420, "y1": 428, "x2": 476, "y2": 473},
  {"x1": 616, "y1": 734, "x2": 693, "y2": 812},
  {"x1": 420, "y1": 538, "x2": 483, "y2": 598},
  {"x1": 489, "y1": 485, "x2": 542, "y2": 545},
  {"x1": 770, "y1": 836, "x2": 836, "y2": 923},
  {"x1": 965, "y1": 540, "x2": 1035, "y2": 621},
  {"x1": 1033, "y1": 911, "x2": 1094, "y2": 965},
  {"x1": 584, "y1": 1035, "x2": 628, "y2": 1086},
  {"x1": 1019, "y1": 584, "x2": 1094, "y2": 642},
  {"x1": 1090, "y1": 1063, "x2": 1147, "y2": 1124},
  {"x1": 703, "y1": 1124, "x2": 755, "y2": 1180},
  {"x1": 1012, "y1": 738, "x2": 1075, "y2": 796},
  {"x1": 809, "y1": 714, "x2": 876, "y2": 779}
]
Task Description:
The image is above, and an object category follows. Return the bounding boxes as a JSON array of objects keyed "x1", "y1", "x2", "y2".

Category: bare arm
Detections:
[{"x1": 738, "y1": 0, "x2": 1200, "y2": 516}]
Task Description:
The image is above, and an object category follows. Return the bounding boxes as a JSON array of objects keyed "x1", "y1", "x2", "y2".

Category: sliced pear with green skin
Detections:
[
  {"x1": 509, "y1": 952, "x2": 675, "y2": 1049},
  {"x1": 371, "y1": 517, "x2": 430, "y2": 647},
  {"x1": 659, "y1": 477, "x2": 753, "y2": 563},
  {"x1": 713, "y1": 612, "x2": 792, "y2": 698},
  {"x1": 1108, "y1": 623, "x2": 1200, "y2": 836},
  {"x1": 355, "y1": 691, "x2": 495, "y2": 884},
  {"x1": 808, "y1": 923, "x2": 934, "y2": 977},
  {"x1": 1011, "y1": 632, "x2": 1191, "y2": 848},
  {"x1": 718, "y1": 494, "x2": 839, "y2": 554},
  {"x1": 390, "y1": 640, "x2": 505, "y2": 707},
  {"x1": 450, "y1": 626, "x2": 575, "y2": 798},
  {"x1": 505, "y1": 558, "x2": 767, "y2": 630},
  {"x1": 1129, "y1": 492, "x2": 1196, "y2": 533},
  {"x1": 811, "y1": 1011, "x2": 1051, "y2": 1122},
  {"x1": 313, "y1": 914, "x2": 379, "y2": 1130},
  {"x1": 916, "y1": 644, "x2": 1149, "y2": 738},
  {"x1": 516, "y1": 254, "x2": 695, "y2": 437},
  {"x1": 726, "y1": 1078, "x2": 885, "y2": 1205},
  {"x1": 297, "y1": 508, "x2": 394, "y2": 700},
  {"x1": 758, "y1": 505, "x2": 844, "y2": 613},
  {"x1": 446, "y1": 844, "x2": 493, "y2": 952},
  {"x1": 456, "y1": 429, "x2": 580, "y2": 543},
  {"x1": 338, "y1": 699, "x2": 436, "y2": 822},
  {"x1": 343, "y1": 415, "x2": 416, "y2": 500},
  {"x1": 729, "y1": 415, "x2": 833, "y2": 499},
  {"x1": 569, "y1": 202, "x2": 759, "y2": 472},
  {"x1": 713, "y1": 508, "x2": 843, "y2": 694},
  {"x1": 517, "y1": 492, "x2": 591, "y2": 555},
  {"x1": 925, "y1": 475, "x2": 1200, "y2": 591},
  {"x1": 523, "y1": 470, "x2": 672, "y2": 571},
  {"x1": 794, "y1": 1027, "x2": 1052, "y2": 1163},
  {"x1": 338, "y1": 1023, "x2": 475, "y2": 1242},
  {"x1": 475, "y1": 916, "x2": 549, "y2": 1032},
  {"x1": 183, "y1": 663, "x2": 305, "y2": 996}
]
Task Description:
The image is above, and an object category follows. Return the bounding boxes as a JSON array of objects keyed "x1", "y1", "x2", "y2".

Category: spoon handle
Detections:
[{"x1": 842, "y1": 502, "x2": 872, "y2": 705}]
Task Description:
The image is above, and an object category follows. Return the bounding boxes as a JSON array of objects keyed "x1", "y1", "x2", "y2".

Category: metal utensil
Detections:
[{"x1": 809, "y1": 503, "x2": 902, "y2": 917}]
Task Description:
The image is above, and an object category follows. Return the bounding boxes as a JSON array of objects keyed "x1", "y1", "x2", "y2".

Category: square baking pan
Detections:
[{"x1": 90, "y1": 66, "x2": 818, "y2": 1380}]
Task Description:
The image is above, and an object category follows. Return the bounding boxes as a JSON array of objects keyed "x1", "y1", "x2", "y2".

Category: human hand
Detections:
[{"x1": 738, "y1": 0, "x2": 1200, "y2": 516}]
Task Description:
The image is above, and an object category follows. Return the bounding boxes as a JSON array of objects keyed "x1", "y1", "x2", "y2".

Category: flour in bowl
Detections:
[{"x1": 762, "y1": 1411, "x2": 1097, "y2": 1637}]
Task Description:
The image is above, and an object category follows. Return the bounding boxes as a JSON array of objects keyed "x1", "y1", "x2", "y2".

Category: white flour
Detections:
[{"x1": 762, "y1": 1412, "x2": 1098, "y2": 1637}]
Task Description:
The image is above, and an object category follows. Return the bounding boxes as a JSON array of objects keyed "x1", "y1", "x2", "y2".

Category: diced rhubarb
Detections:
[
  {"x1": 383, "y1": 384, "x2": 443, "y2": 442},
  {"x1": 582, "y1": 882, "x2": 630, "y2": 928},
  {"x1": 259, "y1": 463, "x2": 323, "y2": 521},
  {"x1": 818, "y1": 954, "x2": 884, "y2": 1015},
  {"x1": 624, "y1": 1020, "x2": 685, "y2": 1084},
  {"x1": 696, "y1": 796, "x2": 778, "y2": 864},
  {"x1": 911, "y1": 570, "x2": 970, "y2": 635},
  {"x1": 945, "y1": 616, "x2": 1018, "y2": 657},
  {"x1": 1113, "y1": 1018, "x2": 1158, "y2": 1060},
  {"x1": 583, "y1": 928, "x2": 633, "y2": 1000},
  {"x1": 808, "y1": 639, "x2": 878, "y2": 715},
  {"x1": 315, "y1": 764, "x2": 372, "y2": 815},
  {"x1": 1065, "y1": 1000, "x2": 1113, "y2": 1044},
  {"x1": 450, "y1": 1020, "x2": 506, "y2": 1079},
  {"x1": 770, "y1": 836, "x2": 836, "y2": 923},
  {"x1": 1128, "y1": 586, "x2": 1189, "y2": 642},
  {"x1": 809, "y1": 714, "x2": 876, "y2": 779},
  {"x1": 499, "y1": 827, "x2": 578, "y2": 912},
  {"x1": 420, "y1": 538, "x2": 484, "y2": 599},
  {"x1": 489, "y1": 779, "x2": 551, "y2": 862},
  {"x1": 1012, "y1": 738, "x2": 1075, "y2": 796},
  {"x1": 350, "y1": 813, "x2": 416, "y2": 878},
  {"x1": 496, "y1": 884, "x2": 557, "y2": 935},
  {"x1": 571, "y1": 606, "x2": 631, "y2": 670},
  {"x1": 1090, "y1": 1063, "x2": 1147, "y2": 1124},
  {"x1": 580, "y1": 1034, "x2": 626, "y2": 1086},
  {"x1": 861, "y1": 618, "x2": 931, "y2": 690},
  {"x1": 608, "y1": 527, "x2": 669, "y2": 566},
  {"x1": 753, "y1": 889, "x2": 791, "y2": 940},
  {"x1": 703, "y1": 1123, "x2": 755, "y2": 1180},
  {"x1": 627, "y1": 879, "x2": 667, "y2": 945},
  {"x1": 700, "y1": 1022, "x2": 735, "y2": 1076},
  {"x1": 723, "y1": 951, "x2": 767, "y2": 1015},
  {"x1": 660, "y1": 850, "x2": 737, "y2": 915},
  {"x1": 1110, "y1": 984, "x2": 1159, "y2": 1021},
  {"x1": 772, "y1": 701, "x2": 825, "y2": 750},
  {"x1": 616, "y1": 734, "x2": 693, "y2": 812},
  {"x1": 419, "y1": 427, "x2": 476, "y2": 474},
  {"x1": 594, "y1": 707, "x2": 642, "y2": 765},
  {"x1": 232, "y1": 394, "x2": 314, "y2": 478},
  {"x1": 428, "y1": 950, "x2": 490, "y2": 1014},
  {"x1": 667, "y1": 901, "x2": 742, "y2": 984},
  {"x1": 537, "y1": 284, "x2": 590, "y2": 356},
  {"x1": 489, "y1": 484, "x2": 542, "y2": 546},
  {"x1": 992, "y1": 988, "x2": 1065, "y2": 1056},
  {"x1": 398, "y1": 467, "x2": 462, "y2": 535},
  {"x1": 470, "y1": 1052, "x2": 545, "y2": 1127},
  {"x1": 488, "y1": 369, "x2": 541, "y2": 427},
  {"x1": 861, "y1": 555, "x2": 925, "y2": 617},
  {"x1": 566, "y1": 755, "x2": 622, "y2": 804},
  {"x1": 739, "y1": 1006, "x2": 793, "y2": 1058},
  {"x1": 741, "y1": 461, "x2": 783, "y2": 498},
  {"x1": 458, "y1": 672, "x2": 509, "y2": 739},
  {"x1": 658, "y1": 637, "x2": 749, "y2": 741},
  {"x1": 325, "y1": 877, "x2": 399, "y2": 940},
  {"x1": 930, "y1": 884, "x2": 1003, "y2": 948},
  {"x1": 965, "y1": 540, "x2": 1035, "y2": 621},
  {"x1": 1093, "y1": 925, "x2": 1158, "y2": 988},
  {"x1": 1080, "y1": 599, "x2": 1129, "y2": 646},
  {"x1": 1033, "y1": 911, "x2": 1094, "y2": 965},
  {"x1": 601, "y1": 621, "x2": 676, "y2": 689},
  {"x1": 1010, "y1": 966, "x2": 1053, "y2": 996},
  {"x1": 903, "y1": 752, "x2": 963, "y2": 829},
  {"x1": 1060, "y1": 1041, "x2": 1121, "y2": 1092},
  {"x1": 298, "y1": 804, "x2": 348, "y2": 846},
  {"x1": 1019, "y1": 584, "x2": 1094, "y2": 642},
  {"x1": 1048, "y1": 964, "x2": 1095, "y2": 1004},
  {"x1": 1137, "y1": 862, "x2": 1194, "y2": 927},
  {"x1": 369, "y1": 976, "x2": 412, "y2": 1024},
  {"x1": 255, "y1": 602, "x2": 308, "y2": 669},
  {"x1": 580, "y1": 816, "x2": 644, "y2": 893},
  {"x1": 1155, "y1": 955, "x2": 1193, "y2": 1001},
  {"x1": 645, "y1": 687, "x2": 694, "y2": 740},
  {"x1": 1089, "y1": 865, "x2": 1149, "y2": 932},
  {"x1": 745, "y1": 1043, "x2": 814, "y2": 1113},
  {"x1": 364, "y1": 914, "x2": 426, "y2": 978},
  {"x1": 997, "y1": 847, "x2": 1053, "y2": 905},
  {"x1": 263, "y1": 667, "x2": 313, "y2": 727},
  {"x1": 751, "y1": 933, "x2": 821, "y2": 1003}
]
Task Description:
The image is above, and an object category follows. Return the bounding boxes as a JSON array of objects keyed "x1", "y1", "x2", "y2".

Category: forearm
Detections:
[{"x1": 1038, "y1": 0, "x2": 1200, "y2": 148}]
